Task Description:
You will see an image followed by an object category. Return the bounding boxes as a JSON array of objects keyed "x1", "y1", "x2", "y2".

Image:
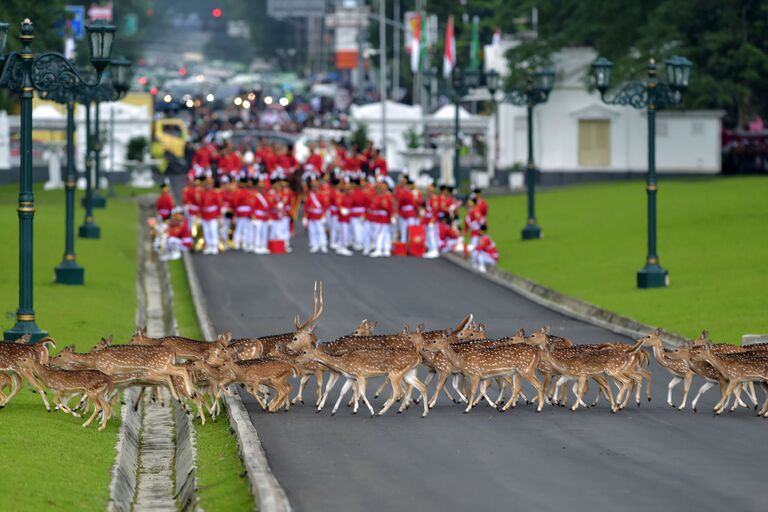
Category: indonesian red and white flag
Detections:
[
  {"x1": 443, "y1": 16, "x2": 456, "y2": 78},
  {"x1": 409, "y1": 14, "x2": 421, "y2": 73}
]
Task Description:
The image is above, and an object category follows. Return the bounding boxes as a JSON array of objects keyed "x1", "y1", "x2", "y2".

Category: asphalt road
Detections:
[{"x1": 193, "y1": 232, "x2": 767, "y2": 512}]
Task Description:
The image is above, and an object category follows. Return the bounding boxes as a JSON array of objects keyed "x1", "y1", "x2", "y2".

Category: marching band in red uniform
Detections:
[{"x1": 156, "y1": 138, "x2": 498, "y2": 269}]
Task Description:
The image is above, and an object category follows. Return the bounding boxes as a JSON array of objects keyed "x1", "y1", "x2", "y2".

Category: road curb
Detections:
[
  {"x1": 443, "y1": 253, "x2": 688, "y2": 347},
  {"x1": 183, "y1": 251, "x2": 292, "y2": 512}
]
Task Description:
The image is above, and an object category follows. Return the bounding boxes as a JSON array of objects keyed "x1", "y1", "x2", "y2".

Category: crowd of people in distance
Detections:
[{"x1": 153, "y1": 138, "x2": 500, "y2": 272}]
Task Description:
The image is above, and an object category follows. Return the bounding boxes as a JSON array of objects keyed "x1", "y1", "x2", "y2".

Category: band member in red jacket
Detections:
[
  {"x1": 161, "y1": 207, "x2": 193, "y2": 261},
  {"x1": 349, "y1": 178, "x2": 370, "y2": 251},
  {"x1": 423, "y1": 182, "x2": 441, "y2": 259},
  {"x1": 183, "y1": 176, "x2": 204, "y2": 221},
  {"x1": 438, "y1": 217, "x2": 461, "y2": 254},
  {"x1": 395, "y1": 177, "x2": 422, "y2": 242},
  {"x1": 472, "y1": 225, "x2": 499, "y2": 273},
  {"x1": 232, "y1": 177, "x2": 254, "y2": 251},
  {"x1": 334, "y1": 180, "x2": 353, "y2": 256},
  {"x1": 200, "y1": 177, "x2": 223, "y2": 255},
  {"x1": 250, "y1": 177, "x2": 273, "y2": 254},
  {"x1": 274, "y1": 179, "x2": 295, "y2": 251},
  {"x1": 303, "y1": 178, "x2": 328, "y2": 254},
  {"x1": 464, "y1": 198, "x2": 487, "y2": 249},
  {"x1": 156, "y1": 180, "x2": 174, "y2": 220},
  {"x1": 368, "y1": 180, "x2": 394, "y2": 258}
]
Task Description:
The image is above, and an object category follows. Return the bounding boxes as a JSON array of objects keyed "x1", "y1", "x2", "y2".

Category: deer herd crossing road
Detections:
[{"x1": 192, "y1": 233, "x2": 767, "y2": 512}]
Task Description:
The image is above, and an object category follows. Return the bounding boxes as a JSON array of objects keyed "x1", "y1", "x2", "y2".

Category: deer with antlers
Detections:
[
  {"x1": 0, "y1": 336, "x2": 56, "y2": 410},
  {"x1": 17, "y1": 356, "x2": 114, "y2": 430},
  {"x1": 51, "y1": 342, "x2": 195, "y2": 402},
  {"x1": 296, "y1": 325, "x2": 429, "y2": 417}
]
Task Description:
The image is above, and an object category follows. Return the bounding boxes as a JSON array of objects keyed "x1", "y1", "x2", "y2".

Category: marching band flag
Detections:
[
  {"x1": 443, "y1": 16, "x2": 456, "y2": 78},
  {"x1": 409, "y1": 14, "x2": 421, "y2": 73}
]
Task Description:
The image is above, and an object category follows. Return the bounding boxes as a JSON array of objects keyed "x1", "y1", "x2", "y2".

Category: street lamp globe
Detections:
[
  {"x1": 110, "y1": 56, "x2": 132, "y2": 92},
  {"x1": 534, "y1": 68, "x2": 555, "y2": 94},
  {"x1": 0, "y1": 21, "x2": 8, "y2": 56},
  {"x1": 86, "y1": 19, "x2": 117, "y2": 72},
  {"x1": 591, "y1": 57, "x2": 614, "y2": 94},
  {"x1": 665, "y1": 55, "x2": 692, "y2": 91},
  {"x1": 485, "y1": 69, "x2": 500, "y2": 95},
  {"x1": 451, "y1": 67, "x2": 463, "y2": 91},
  {"x1": 463, "y1": 68, "x2": 481, "y2": 89}
]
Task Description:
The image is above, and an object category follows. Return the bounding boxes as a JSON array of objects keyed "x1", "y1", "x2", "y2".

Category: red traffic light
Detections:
[
  {"x1": 150, "y1": 87, "x2": 158, "y2": 96},
  {"x1": 178, "y1": 67, "x2": 188, "y2": 76},
  {"x1": 211, "y1": 8, "x2": 222, "y2": 18}
]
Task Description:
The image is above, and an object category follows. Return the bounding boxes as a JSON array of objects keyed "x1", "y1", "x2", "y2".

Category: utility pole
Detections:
[
  {"x1": 379, "y1": 0, "x2": 387, "y2": 156},
  {"x1": 392, "y1": 0, "x2": 399, "y2": 99}
]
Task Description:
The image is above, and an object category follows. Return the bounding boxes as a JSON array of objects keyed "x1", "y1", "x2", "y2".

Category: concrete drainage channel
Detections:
[{"x1": 107, "y1": 199, "x2": 199, "y2": 512}]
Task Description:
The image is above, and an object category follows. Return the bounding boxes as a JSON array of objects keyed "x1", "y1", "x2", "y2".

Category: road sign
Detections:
[
  {"x1": 88, "y1": 3, "x2": 113, "y2": 22},
  {"x1": 267, "y1": 0, "x2": 327, "y2": 19},
  {"x1": 65, "y1": 5, "x2": 85, "y2": 40}
]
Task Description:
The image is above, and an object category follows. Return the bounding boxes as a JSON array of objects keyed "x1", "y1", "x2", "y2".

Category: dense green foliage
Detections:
[{"x1": 486, "y1": 176, "x2": 768, "y2": 343}]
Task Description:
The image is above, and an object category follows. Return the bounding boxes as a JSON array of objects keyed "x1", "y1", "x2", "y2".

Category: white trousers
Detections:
[
  {"x1": 441, "y1": 238, "x2": 461, "y2": 254},
  {"x1": 426, "y1": 223, "x2": 439, "y2": 252},
  {"x1": 233, "y1": 217, "x2": 251, "y2": 248},
  {"x1": 472, "y1": 251, "x2": 497, "y2": 269},
  {"x1": 308, "y1": 219, "x2": 327, "y2": 251},
  {"x1": 338, "y1": 222, "x2": 350, "y2": 249},
  {"x1": 251, "y1": 219, "x2": 269, "y2": 251},
  {"x1": 362, "y1": 220, "x2": 374, "y2": 252},
  {"x1": 399, "y1": 216, "x2": 418, "y2": 242},
  {"x1": 373, "y1": 223, "x2": 391, "y2": 253},
  {"x1": 166, "y1": 237, "x2": 188, "y2": 254},
  {"x1": 202, "y1": 219, "x2": 219, "y2": 251},
  {"x1": 351, "y1": 217, "x2": 365, "y2": 247},
  {"x1": 329, "y1": 215, "x2": 340, "y2": 246}
]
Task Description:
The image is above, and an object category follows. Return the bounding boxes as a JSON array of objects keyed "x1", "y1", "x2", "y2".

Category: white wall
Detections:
[
  {"x1": 0, "y1": 111, "x2": 9, "y2": 170},
  {"x1": 496, "y1": 47, "x2": 723, "y2": 173},
  {"x1": 76, "y1": 101, "x2": 151, "y2": 172}
]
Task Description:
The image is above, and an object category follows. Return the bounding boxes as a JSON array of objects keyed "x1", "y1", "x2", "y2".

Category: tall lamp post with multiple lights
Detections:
[
  {"x1": 0, "y1": 18, "x2": 115, "y2": 341},
  {"x1": 41, "y1": 57, "x2": 131, "y2": 284},
  {"x1": 450, "y1": 67, "x2": 480, "y2": 188},
  {"x1": 78, "y1": 57, "x2": 132, "y2": 239},
  {"x1": 502, "y1": 67, "x2": 555, "y2": 240},
  {"x1": 591, "y1": 55, "x2": 692, "y2": 288}
]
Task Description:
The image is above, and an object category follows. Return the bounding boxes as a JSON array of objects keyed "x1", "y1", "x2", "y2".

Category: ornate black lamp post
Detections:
[
  {"x1": 503, "y1": 67, "x2": 555, "y2": 240},
  {"x1": 484, "y1": 69, "x2": 500, "y2": 175},
  {"x1": 0, "y1": 18, "x2": 115, "y2": 341},
  {"x1": 450, "y1": 67, "x2": 480, "y2": 187},
  {"x1": 78, "y1": 57, "x2": 132, "y2": 237},
  {"x1": 42, "y1": 57, "x2": 131, "y2": 284},
  {"x1": 591, "y1": 55, "x2": 692, "y2": 288}
]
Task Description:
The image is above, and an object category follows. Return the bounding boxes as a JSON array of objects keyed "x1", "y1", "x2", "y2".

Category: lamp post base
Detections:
[
  {"x1": 521, "y1": 223, "x2": 542, "y2": 240},
  {"x1": 78, "y1": 222, "x2": 101, "y2": 239},
  {"x1": 637, "y1": 263, "x2": 669, "y2": 289},
  {"x1": 55, "y1": 259, "x2": 85, "y2": 285},
  {"x1": 4, "y1": 321, "x2": 48, "y2": 343},
  {"x1": 91, "y1": 193, "x2": 106, "y2": 208}
]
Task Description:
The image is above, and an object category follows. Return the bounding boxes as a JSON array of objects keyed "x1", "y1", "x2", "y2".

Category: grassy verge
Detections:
[
  {"x1": 487, "y1": 176, "x2": 768, "y2": 343},
  {"x1": 167, "y1": 259, "x2": 254, "y2": 511},
  {"x1": 0, "y1": 184, "x2": 138, "y2": 511}
]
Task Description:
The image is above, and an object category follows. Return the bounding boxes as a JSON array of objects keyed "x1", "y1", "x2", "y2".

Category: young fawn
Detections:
[
  {"x1": 18, "y1": 356, "x2": 114, "y2": 431},
  {"x1": 0, "y1": 336, "x2": 56, "y2": 410}
]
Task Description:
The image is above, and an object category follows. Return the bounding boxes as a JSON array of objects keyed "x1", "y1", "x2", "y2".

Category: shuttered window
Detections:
[{"x1": 578, "y1": 119, "x2": 611, "y2": 167}]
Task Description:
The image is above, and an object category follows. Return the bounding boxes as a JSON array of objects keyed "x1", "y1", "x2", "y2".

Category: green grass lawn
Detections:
[
  {"x1": 487, "y1": 176, "x2": 768, "y2": 343},
  {"x1": 168, "y1": 259, "x2": 254, "y2": 511},
  {"x1": 0, "y1": 184, "x2": 137, "y2": 511}
]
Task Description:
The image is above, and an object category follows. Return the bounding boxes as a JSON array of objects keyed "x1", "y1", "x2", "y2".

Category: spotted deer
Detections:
[
  {"x1": 690, "y1": 344, "x2": 768, "y2": 415},
  {"x1": 422, "y1": 329, "x2": 545, "y2": 413},
  {"x1": 130, "y1": 329, "x2": 232, "y2": 364},
  {"x1": 220, "y1": 358, "x2": 298, "y2": 412},
  {"x1": 51, "y1": 343, "x2": 195, "y2": 401},
  {"x1": 17, "y1": 356, "x2": 114, "y2": 431},
  {"x1": 296, "y1": 325, "x2": 429, "y2": 417},
  {"x1": 350, "y1": 319, "x2": 377, "y2": 337},
  {"x1": 641, "y1": 329, "x2": 697, "y2": 410},
  {"x1": 0, "y1": 336, "x2": 56, "y2": 410}
]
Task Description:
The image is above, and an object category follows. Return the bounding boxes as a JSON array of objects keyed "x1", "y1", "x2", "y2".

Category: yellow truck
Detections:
[{"x1": 152, "y1": 117, "x2": 188, "y2": 173}]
